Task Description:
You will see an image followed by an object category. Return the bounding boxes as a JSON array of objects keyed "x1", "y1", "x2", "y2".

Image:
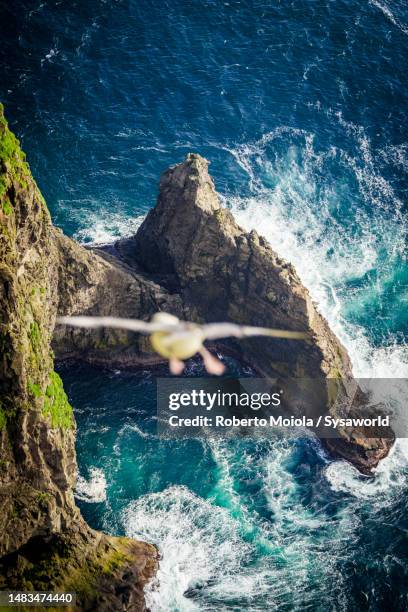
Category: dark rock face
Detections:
[
  {"x1": 131, "y1": 153, "x2": 351, "y2": 378},
  {"x1": 52, "y1": 230, "x2": 184, "y2": 366}
]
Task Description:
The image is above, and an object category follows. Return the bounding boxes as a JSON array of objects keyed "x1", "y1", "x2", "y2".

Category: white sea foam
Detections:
[
  {"x1": 118, "y1": 422, "x2": 154, "y2": 440},
  {"x1": 326, "y1": 439, "x2": 408, "y2": 500},
  {"x1": 223, "y1": 121, "x2": 408, "y2": 379},
  {"x1": 260, "y1": 438, "x2": 352, "y2": 611},
  {"x1": 75, "y1": 467, "x2": 107, "y2": 503},
  {"x1": 123, "y1": 440, "x2": 353, "y2": 611},
  {"x1": 73, "y1": 211, "x2": 145, "y2": 245},
  {"x1": 370, "y1": 0, "x2": 408, "y2": 36},
  {"x1": 379, "y1": 143, "x2": 408, "y2": 172},
  {"x1": 122, "y1": 485, "x2": 251, "y2": 611},
  {"x1": 41, "y1": 44, "x2": 60, "y2": 66},
  {"x1": 222, "y1": 122, "x2": 408, "y2": 518}
]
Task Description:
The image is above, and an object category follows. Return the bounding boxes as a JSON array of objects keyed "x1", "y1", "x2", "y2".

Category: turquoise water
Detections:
[
  {"x1": 63, "y1": 363, "x2": 408, "y2": 611},
  {"x1": 1, "y1": 0, "x2": 408, "y2": 609}
]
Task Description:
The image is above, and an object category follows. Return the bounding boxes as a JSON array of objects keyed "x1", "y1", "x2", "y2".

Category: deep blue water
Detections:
[{"x1": 1, "y1": 1, "x2": 408, "y2": 610}]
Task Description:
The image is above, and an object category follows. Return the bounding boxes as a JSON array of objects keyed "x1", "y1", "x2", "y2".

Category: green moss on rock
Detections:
[
  {"x1": 27, "y1": 380, "x2": 42, "y2": 399},
  {"x1": 0, "y1": 103, "x2": 31, "y2": 198},
  {"x1": 28, "y1": 321, "x2": 41, "y2": 354},
  {"x1": 0, "y1": 530, "x2": 157, "y2": 611},
  {"x1": 42, "y1": 371, "x2": 74, "y2": 429},
  {"x1": 0, "y1": 404, "x2": 6, "y2": 430},
  {"x1": 0, "y1": 104, "x2": 50, "y2": 229},
  {"x1": 1, "y1": 196, "x2": 12, "y2": 215}
]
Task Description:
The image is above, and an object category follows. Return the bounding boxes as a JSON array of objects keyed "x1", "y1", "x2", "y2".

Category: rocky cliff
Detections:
[
  {"x1": 0, "y1": 105, "x2": 157, "y2": 610},
  {"x1": 0, "y1": 105, "x2": 393, "y2": 606}
]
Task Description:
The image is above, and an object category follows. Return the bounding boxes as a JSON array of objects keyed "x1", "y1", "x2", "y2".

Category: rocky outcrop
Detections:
[
  {"x1": 55, "y1": 151, "x2": 392, "y2": 473},
  {"x1": 129, "y1": 153, "x2": 352, "y2": 380},
  {"x1": 0, "y1": 105, "x2": 157, "y2": 608},
  {"x1": 123, "y1": 154, "x2": 394, "y2": 472}
]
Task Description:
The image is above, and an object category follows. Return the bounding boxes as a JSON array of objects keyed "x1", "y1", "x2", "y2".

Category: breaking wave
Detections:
[
  {"x1": 75, "y1": 467, "x2": 107, "y2": 503},
  {"x1": 73, "y1": 210, "x2": 145, "y2": 245},
  {"x1": 223, "y1": 118, "x2": 408, "y2": 379}
]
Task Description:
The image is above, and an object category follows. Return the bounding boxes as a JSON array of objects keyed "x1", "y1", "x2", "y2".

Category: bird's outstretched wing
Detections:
[
  {"x1": 201, "y1": 322, "x2": 308, "y2": 340},
  {"x1": 57, "y1": 315, "x2": 308, "y2": 341},
  {"x1": 57, "y1": 315, "x2": 180, "y2": 334}
]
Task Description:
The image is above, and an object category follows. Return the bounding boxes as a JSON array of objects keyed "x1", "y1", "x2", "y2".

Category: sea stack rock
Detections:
[
  {"x1": 130, "y1": 153, "x2": 352, "y2": 379},
  {"x1": 127, "y1": 153, "x2": 394, "y2": 472}
]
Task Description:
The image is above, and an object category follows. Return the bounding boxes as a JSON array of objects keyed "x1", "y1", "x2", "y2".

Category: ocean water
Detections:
[{"x1": 1, "y1": 0, "x2": 408, "y2": 609}]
